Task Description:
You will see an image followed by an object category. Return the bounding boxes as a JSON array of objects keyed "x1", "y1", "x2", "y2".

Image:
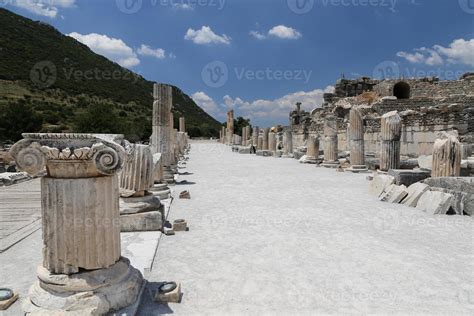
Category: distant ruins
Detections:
[{"x1": 228, "y1": 74, "x2": 473, "y2": 216}]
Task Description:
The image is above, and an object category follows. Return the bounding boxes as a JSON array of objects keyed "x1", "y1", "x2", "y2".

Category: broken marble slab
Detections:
[
  {"x1": 416, "y1": 191, "x2": 454, "y2": 215},
  {"x1": 369, "y1": 174, "x2": 395, "y2": 197},
  {"x1": 379, "y1": 184, "x2": 409, "y2": 203},
  {"x1": 423, "y1": 177, "x2": 473, "y2": 216},
  {"x1": 388, "y1": 169, "x2": 431, "y2": 187},
  {"x1": 402, "y1": 182, "x2": 431, "y2": 208}
]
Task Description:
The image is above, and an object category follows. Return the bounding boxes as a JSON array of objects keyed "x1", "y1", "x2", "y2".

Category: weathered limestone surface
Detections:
[
  {"x1": 226, "y1": 110, "x2": 234, "y2": 145},
  {"x1": 120, "y1": 144, "x2": 154, "y2": 197},
  {"x1": 379, "y1": 184, "x2": 408, "y2": 203},
  {"x1": 369, "y1": 174, "x2": 395, "y2": 196},
  {"x1": 9, "y1": 133, "x2": 143, "y2": 315},
  {"x1": 303, "y1": 136, "x2": 320, "y2": 164},
  {"x1": 432, "y1": 131, "x2": 461, "y2": 177},
  {"x1": 416, "y1": 190, "x2": 454, "y2": 215},
  {"x1": 257, "y1": 136, "x2": 263, "y2": 150},
  {"x1": 402, "y1": 182, "x2": 430, "y2": 207},
  {"x1": 151, "y1": 84, "x2": 171, "y2": 161},
  {"x1": 380, "y1": 111, "x2": 402, "y2": 171}
]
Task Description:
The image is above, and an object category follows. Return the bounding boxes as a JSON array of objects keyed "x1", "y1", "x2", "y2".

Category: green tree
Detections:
[
  {"x1": 74, "y1": 103, "x2": 123, "y2": 134},
  {"x1": 0, "y1": 101, "x2": 43, "y2": 141}
]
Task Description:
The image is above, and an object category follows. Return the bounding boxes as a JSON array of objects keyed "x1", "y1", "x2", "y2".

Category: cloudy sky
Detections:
[{"x1": 3, "y1": 0, "x2": 474, "y2": 126}]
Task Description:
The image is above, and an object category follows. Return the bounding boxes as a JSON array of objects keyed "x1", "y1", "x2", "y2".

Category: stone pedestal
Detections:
[
  {"x1": 150, "y1": 153, "x2": 171, "y2": 200},
  {"x1": 322, "y1": 116, "x2": 339, "y2": 168},
  {"x1": 262, "y1": 128, "x2": 270, "y2": 150},
  {"x1": 10, "y1": 133, "x2": 143, "y2": 315},
  {"x1": 380, "y1": 111, "x2": 401, "y2": 172},
  {"x1": 303, "y1": 136, "x2": 320, "y2": 164},
  {"x1": 432, "y1": 131, "x2": 461, "y2": 177},
  {"x1": 347, "y1": 109, "x2": 368, "y2": 172},
  {"x1": 119, "y1": 144, "x2": 164, "y2": 232}
]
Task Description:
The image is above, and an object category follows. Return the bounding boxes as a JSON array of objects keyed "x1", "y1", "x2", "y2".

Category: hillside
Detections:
[{"x1": 0, "y1": 8, "x2": 222, "y2": 142}]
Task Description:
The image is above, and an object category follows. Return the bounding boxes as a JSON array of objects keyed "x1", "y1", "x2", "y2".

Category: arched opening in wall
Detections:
[{"x1": 393, "y1": 82, "x2": 411, "y2": 99}]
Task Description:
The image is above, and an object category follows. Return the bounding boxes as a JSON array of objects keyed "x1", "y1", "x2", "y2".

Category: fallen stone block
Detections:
[
  {"x1": 379, "y1": 184, "x2": 408, "y2": 203},
  {"x1": 402, "y1": 182, "x2": 430, "y2": 207},
  {"x1": 416, "y1": 191, "x2": 454, "y2": 215},
  {"x1": 388, "y1": 169, "x2": 431, "y2": 187},
  {"x1": 423, "y1": 177, "x2": 473, "y2": 216},
  {"x1": 369, "y1": 174, "x2": 395, "y2": 197},
  {"x1": 121, "y1": 211, "x2": 164, "y2": 232},
  {"x1": 179, "y1": 190, "x2": 191, "y2": 199},
  {"x1": 0, "y1": 289, "x2": 18, "y2": 310},
  {"x1": 173, "y1": 219, "x2": 188, "y2": 232},
  {"x1": 256, "y1": 150, "x2": 272, "y2": 157},
  {"x1": 238, "y1": 147, "x2": 251, "y2": 154}
]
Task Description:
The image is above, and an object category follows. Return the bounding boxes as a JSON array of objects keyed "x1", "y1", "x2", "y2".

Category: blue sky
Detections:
[{"x1": 3, "y1": 0, "x2": 474, "y2": 126}]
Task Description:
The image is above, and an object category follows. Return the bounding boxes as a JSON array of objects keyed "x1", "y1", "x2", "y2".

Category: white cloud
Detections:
[
  {"x1": 9, "y1": 0, "x2": 76, "y2": 18},
  {"x1": 249, "y1": 31, "x2": 267, "y2": 40},
  {"x1": 397, "y1": 38, "x2": 474, "y2": 67},
  {"x1": 137, "y1": 44, "x2": 166, "y2": 59},
  {"x1": 223, "y1": 86, "x2": 334, "y2": 122},
  {"x1": 434, "y1": 39, "x2": 474, "y2": 67},
  {"x1": 250, "y1": 25, "x2": 302, "y2": 41},
  {"x1": 185, "y1": 26, "x2": 231, "y2": 45},
  {"x1": 68, "y1": 32, "x2": 140, "y2": 68},
  {"x1": 268, "y1": 25, "x2": 302, "y2": 40},
  {"x1": 192, "y1": 91, "x2": 224, "y2": 118}
]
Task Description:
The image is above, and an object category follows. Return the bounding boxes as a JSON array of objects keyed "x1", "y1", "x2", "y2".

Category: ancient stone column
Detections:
[
  {"x1": 257, "y1": 136, "x2": 263, "y2": 150},
  {"x1": 179, "y1": 117, "x2": 186, "y2": 133},
  {"x1": 150, "y1": 152, "x2": 171, "y2": 200},
  {"x1": 242, "y1": 127, "x2": 247, "y2": 146},
  {"x1": 244, "y1": 126, "x2": 251, "y2": 146},
  {"x1": 432, "y1": 131, "x2": 461, "y2": 177},
  {"x1": 283, "y1": 130, "x2": 293, "y2": 155},
  {"x1": 268, "y1": 132, "x2": 276, "y2": 153},
  {"x1": 226, "y1": 110, "x2": 234, "y2": 145},
  {"x1": 322, "y1": 116, "x2": 339, "y2": 168},
  {"x1": 262, "y1": 128, "x2": 270, "y2": 150},
  {"x1": 347, "y1": 108, "x2": 368, "y2": 172},
  {"x1": 252, "y1": 127, "x2": 259, "y2": 147},
  {"x1": 119, "y1": 144, "x2": 163, "y2": 232},
  {"x1": 307, "y1": 136, "x2": 319, "y2": 158},
  {"x1": 151, "y1": 83, "x2": 174, "y2": 183},
  {"x1": 10, "y1": 133, "x2": 143, "y2": 314},
  {"x1": 380, "y1": 111, "x2": 402, "y2": 172},
  {"x1": 221, "y1": 126, "x2": 225, "y2": 144}
]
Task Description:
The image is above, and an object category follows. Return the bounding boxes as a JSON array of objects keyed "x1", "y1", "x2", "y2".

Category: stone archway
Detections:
[{"x1": 393, "y1": 82, "x2": 411, "y2": 99}]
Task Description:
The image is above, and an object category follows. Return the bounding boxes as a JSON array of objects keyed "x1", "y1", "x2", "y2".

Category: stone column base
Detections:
[
  {"x1": 321, "y1": 161, "x2": 340, "y2": 168},
  {"x1": 346, "y1": 165, "x2": 369, "y2": 173},
  {"x1": 150, "y1": 183, "x2": 171, "y2": 200},
  {"x1": 120, "y1": 194, "x2": 164, "y2": 232},
  {"x1": 23, "y1": 257, "x2": 143, "y2": 315}
]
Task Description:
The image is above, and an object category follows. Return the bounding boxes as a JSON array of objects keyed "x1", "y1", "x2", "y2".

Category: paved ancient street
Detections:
[{"x1": 140, "y1": 141, "x2": 473, "y2": 314}]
